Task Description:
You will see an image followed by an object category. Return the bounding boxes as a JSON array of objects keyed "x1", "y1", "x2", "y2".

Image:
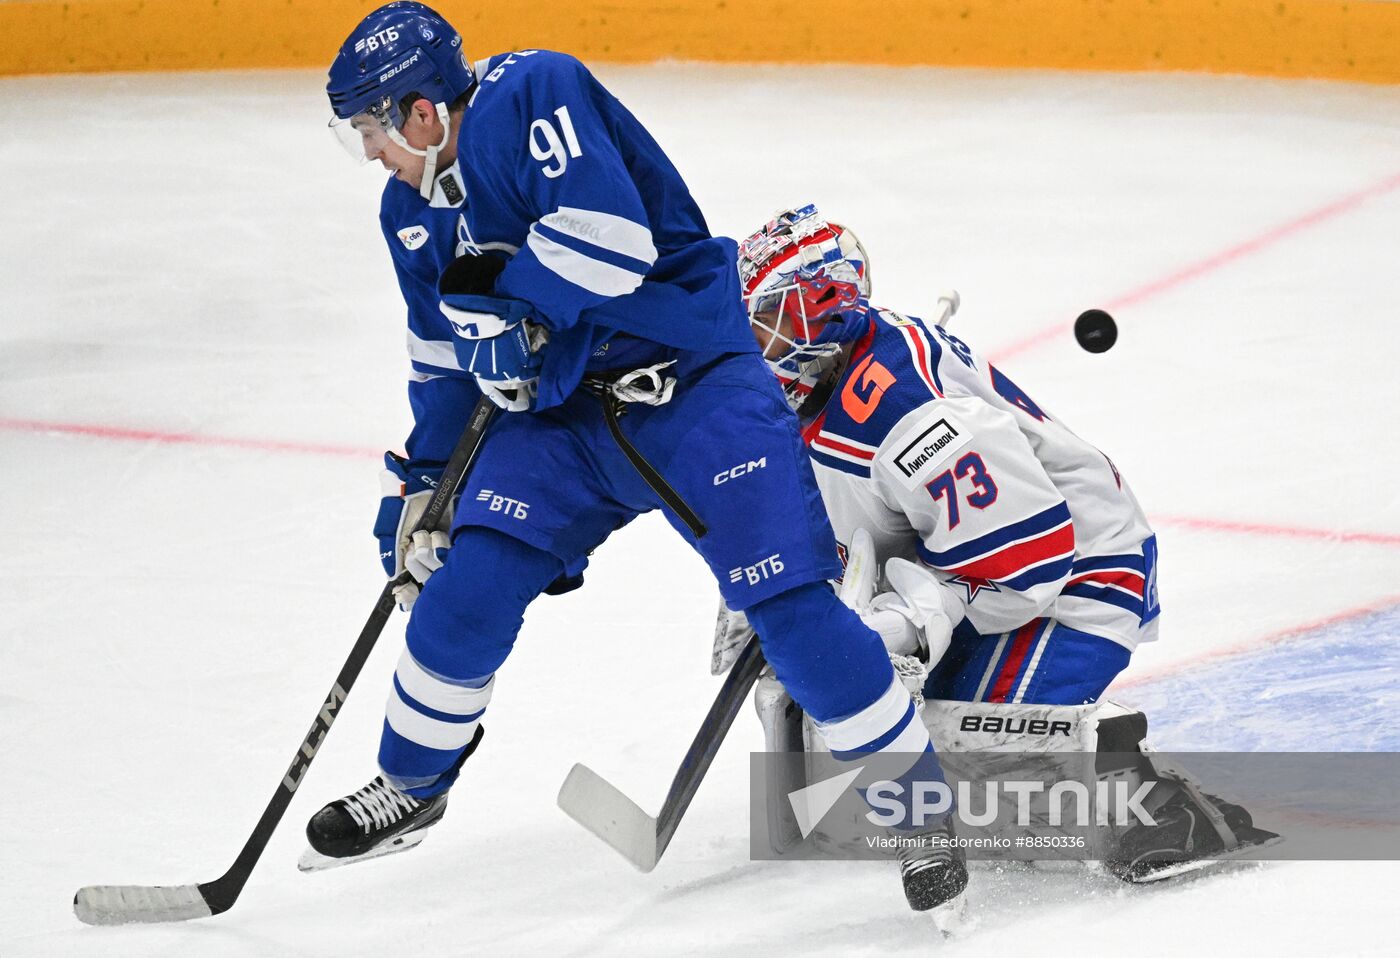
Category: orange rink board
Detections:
[{"x1": 1, "y1": 0, "x2": 1398, "y2": 82}]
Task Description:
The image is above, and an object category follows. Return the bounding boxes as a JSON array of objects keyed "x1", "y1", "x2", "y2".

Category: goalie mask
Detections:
[{"x1": 739, "y1": 205, "x2": 871, "y2": 408}]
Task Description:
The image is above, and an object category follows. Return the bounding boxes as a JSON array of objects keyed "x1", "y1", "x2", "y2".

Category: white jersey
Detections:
[{"x1": 800, "y1": 308, "x2": 1160, "y2": 651}]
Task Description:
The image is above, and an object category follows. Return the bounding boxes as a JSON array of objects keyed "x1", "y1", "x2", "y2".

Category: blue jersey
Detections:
[{"x1": 377, "y1": 48, "x2": 756, "y2": 451}]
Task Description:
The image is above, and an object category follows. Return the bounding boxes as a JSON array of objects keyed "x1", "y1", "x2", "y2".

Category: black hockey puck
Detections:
[{"x1": 1074, "y1": 309, "x2": 1117, "y2": 353}]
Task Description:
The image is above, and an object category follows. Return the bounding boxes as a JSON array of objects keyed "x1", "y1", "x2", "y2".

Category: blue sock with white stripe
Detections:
[
  {"x1": 377, "y1": 526, "x2": 565, "y2": 797},
  {"x1": 813, "y1": 676, "x2": 948, "y2": 831}
]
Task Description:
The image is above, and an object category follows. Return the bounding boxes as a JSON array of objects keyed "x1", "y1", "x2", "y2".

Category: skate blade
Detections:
[
  {"x1": 1123, "y1": 833, "x2": 1284, "y2": 884},
  {"x1": 929, "y1": 894, "x2": 976, "y2": 939},
  {"x1": 297, "y1": 830, "x2": 428, "y2": 873}
]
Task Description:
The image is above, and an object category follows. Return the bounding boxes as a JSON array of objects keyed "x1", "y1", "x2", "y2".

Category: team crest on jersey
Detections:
[
  {"x1": 882, "y1": 408, "x2": 972, "y2": 490},
  {"x1": 397, "y1": 225, "x2": 429, "y2": 250}
]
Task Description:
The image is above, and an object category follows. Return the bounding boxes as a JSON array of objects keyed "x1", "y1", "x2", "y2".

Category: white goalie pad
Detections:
[
  {"x1": 921, "y1": 698, "x2": 1146, "y2": 754},
  {"x1": 754, "y1": 690, "x2": 1152, "y2": 856}
]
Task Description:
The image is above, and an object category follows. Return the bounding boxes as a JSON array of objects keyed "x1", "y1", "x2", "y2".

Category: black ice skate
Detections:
[
  {"x1": 1105, "y1": 776, "x2": 1281, "y2": 884},
  {"x1": 897, "y1": 817, "x2": 970, "y2": 912},
  {"x1": 299, "y1": 727, "x2": 483, "y2": 873}
]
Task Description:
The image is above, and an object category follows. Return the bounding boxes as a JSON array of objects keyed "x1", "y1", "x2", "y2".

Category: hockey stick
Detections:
[
  {"x1": 934, "y1": 289, "x2": 960, "y2": 328},
  {"x1": 73, "y1": 398, "x2": 499, "y2": 925},
  {"x1": 556, "y1": 295, "x2": 960, "y2": 870},
  {"x1": 557, "y1": 636, "x2": 766, "y2": 872}
]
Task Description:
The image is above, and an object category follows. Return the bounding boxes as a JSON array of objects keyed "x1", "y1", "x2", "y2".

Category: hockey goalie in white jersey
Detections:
[{"x1": 725, "y1": 204, "x2": 1277, "y2": 886}]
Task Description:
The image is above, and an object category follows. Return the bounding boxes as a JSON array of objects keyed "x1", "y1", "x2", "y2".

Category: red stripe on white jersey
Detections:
[
  {"x1": 1067, "y1": 569, "x2": 1145, "y2": 597},
  {"x1": 943, "y1": 521, "x2": 1075, "y2": 581},
  {"x1": 812, "y1": 431, "x2": 878, "y2": 463},
  {"x1": 896, "y1": 324, "x2": 944, "y2": 398}
]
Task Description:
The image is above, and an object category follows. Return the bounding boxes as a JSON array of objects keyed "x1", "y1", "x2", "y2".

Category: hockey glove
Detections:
[
  {"x1": 439, "y1": 253, "x2": 547, "y2": 413},
  {"x1": 874, "y1": 558, "x2": 958, "y2": 668},
  {"x1": 374, "y1": 452, "x2": 454, "y2": 611},
  {"x1": 838, "y1": 529, "x2": 956, "y2": 697}
]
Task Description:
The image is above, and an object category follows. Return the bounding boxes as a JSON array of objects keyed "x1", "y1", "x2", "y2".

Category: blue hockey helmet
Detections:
[
  {"x1": 326, "y1": 3, "x2": 475, "y2": 195},
  {"x1": 327, "y1": 2, "x2": 474, "y2": 122}
]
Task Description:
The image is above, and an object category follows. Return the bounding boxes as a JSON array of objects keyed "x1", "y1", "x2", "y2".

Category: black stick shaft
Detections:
[
  {"x1": 653, "y1": 637, "x2": 766, "y2": 859},
  {"x1": 197, "y1": 398, "x2": 498, "y2": 914}
]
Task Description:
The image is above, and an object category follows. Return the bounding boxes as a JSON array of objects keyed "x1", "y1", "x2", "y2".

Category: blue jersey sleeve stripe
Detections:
[
  {"x1": 999, "y1": 554, "x2": 1075, "y2": 591},
  {"x1": 525, "y1": 228, "x2": 647, "y2": 297},
  {"x1": 532, "y1": 221, "x2": 655, "y2": 275},
  {"x1": 1070, "y1": 553, "x2": 1146, "y2": 575},
  {"x1": 1062, "y1": 583, "x2": 1145, "y2": 616},
  {"x1": 811, "y1": 448, "x2": 872, "y2": 478},
  {"x1": 917, "y1": 501, "x2": 1073, "y2": 568},
  {"x1": 539, "y1": 206, "x2": 657, "y2": 265}
]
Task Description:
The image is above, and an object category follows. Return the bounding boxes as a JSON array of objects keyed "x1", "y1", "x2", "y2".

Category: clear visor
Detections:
[{"x1": 329, "y1": 95, "x2": 404, "y2": 164}]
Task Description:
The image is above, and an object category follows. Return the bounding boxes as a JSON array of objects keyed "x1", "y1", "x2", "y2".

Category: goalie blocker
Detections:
[{"x1": 754, "y1": 690, "x2": 1280, "y2": 881}]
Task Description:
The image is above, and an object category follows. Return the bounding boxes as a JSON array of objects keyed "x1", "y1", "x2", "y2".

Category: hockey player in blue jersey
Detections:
[
  {"x1": 306, "y1": 3, "x2": 963, "y2": 911},
  {"x1": 727, "y1": 204, "x2": 1279, "y2": 882}
]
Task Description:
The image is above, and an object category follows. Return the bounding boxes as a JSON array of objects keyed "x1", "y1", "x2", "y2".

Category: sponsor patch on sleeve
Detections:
[
  {"x1": 397, "y1": 225, "x2": 430, "y2": 250},
  {"x1": 880, "y1": 407, "x2": 973, "y2": 490}
]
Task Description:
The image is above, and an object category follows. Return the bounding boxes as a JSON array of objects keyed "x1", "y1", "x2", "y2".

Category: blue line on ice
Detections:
[{"x1": 1118, "y1": 603, "x2": 1400, "y2": 751}]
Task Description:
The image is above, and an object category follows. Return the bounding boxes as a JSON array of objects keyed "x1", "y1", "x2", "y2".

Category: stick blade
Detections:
[
  {"x1": 73, "y1": 884, "x2": 213, "y2": 925},
  {"x1": 557, "y1": 763, "x2": 660, "y2": 872}
]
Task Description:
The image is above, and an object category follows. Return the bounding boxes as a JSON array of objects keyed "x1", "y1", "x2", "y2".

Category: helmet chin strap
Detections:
[
  {"x1": 386, "y1": 102, "x2": 453, "y2": 201},
  {"x1": 417, "y1": 102, "x2": 452, "y2": 201}
]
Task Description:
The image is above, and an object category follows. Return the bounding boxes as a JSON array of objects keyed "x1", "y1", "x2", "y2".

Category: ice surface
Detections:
[{"x1": 3, "y1": 63, "x2": 1399, "y2": 956}]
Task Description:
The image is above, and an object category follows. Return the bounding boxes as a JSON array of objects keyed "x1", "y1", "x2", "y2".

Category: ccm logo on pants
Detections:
[{"x1": 714, "y1": 458, "x2": 767, "y2": 485}]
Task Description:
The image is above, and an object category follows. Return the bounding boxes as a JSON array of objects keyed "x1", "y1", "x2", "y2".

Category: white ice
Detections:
[{"x1": 2, "y1": 63, "x2": 1399, "y2": 957}]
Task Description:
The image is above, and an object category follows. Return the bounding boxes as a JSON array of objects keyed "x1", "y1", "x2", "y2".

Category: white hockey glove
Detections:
[
  {"x1": 878, "y1": 557, "x2": 957, "y2": 668},
  {"x1": 837, "y1": 528, "x2": 930, "y2": 701}
]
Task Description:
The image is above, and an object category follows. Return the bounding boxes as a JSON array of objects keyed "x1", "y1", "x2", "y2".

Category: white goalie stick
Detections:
[
  {"x1": 558, "y1": 636, "x2": 767, "y2": 872},
  {"x1": 934, "y1": 289, "x2": 960, "y2": 328},
  {"x1": 73, "y1": 398, "x2": 498, "y2": 925}
]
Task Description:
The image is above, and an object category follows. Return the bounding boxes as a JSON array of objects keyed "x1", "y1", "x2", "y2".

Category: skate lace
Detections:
[{"x1": 342, "y1": 777, "x2": 422, "y2": 833}]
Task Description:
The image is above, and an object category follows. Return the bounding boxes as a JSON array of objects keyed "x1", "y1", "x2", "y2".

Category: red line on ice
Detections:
[
  {"x1": 5, "y1": 418, "x2": 1400, "y2": 546},
  {"x1": 0, "y1": 417, "x2": 380, "y2": 460},
  {"x1": 1149, "y1": 513, "x2": 1400, "y2": 547},
  {"x1": 989, "y1": 168, "x2": 1400, "y2": 364}
]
